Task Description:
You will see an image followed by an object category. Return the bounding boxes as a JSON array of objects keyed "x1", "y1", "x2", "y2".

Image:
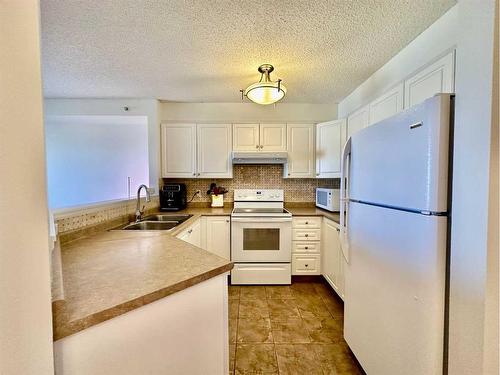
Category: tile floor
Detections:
[{"x1": 228, "y1": 280, "x2": 365, "y2": 375}]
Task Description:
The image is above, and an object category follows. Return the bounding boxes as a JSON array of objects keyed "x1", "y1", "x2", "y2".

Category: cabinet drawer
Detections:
[
  {"x1": 292, "y1": 241, "x2": 320, "y2": 253},
  {"x1": 292, "y1": 229, "x2": 321, "y2": 241},
  {"x1": 292, "y1": 254, "x2": 321, "y2": 275},
  {"x1": 292, "y1": 216, "x2": 322, "y2": 229}
]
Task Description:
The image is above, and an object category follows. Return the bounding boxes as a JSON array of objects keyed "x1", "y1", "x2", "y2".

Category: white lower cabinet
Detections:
[
  {"x1": 177, "y1": 218, "x2": 202, "y2": 247},
  {"x1": 322, "y1": 217, "x2": 344, "y2": 300},
  {"x1": 292, "y1": 254, "x2": 321, "y2": 275},
  {"x1": 203, "y1": 216, "x2": 231, "y2": 260},
  {"x1": 292, "y1": 216, "x2": 321, "y2": 275},
  {"x1": 177, "y1": 216, "x2": 231, "y2": 260}
]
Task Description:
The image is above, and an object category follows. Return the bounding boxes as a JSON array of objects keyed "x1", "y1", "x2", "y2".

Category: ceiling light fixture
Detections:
[{"x1": 240, "y1": 64, "x2": 286, "y2": 105}]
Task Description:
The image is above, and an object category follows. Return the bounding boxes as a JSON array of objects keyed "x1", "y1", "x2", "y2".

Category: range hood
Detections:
[{"x1": 232, "y1": 151, "x2": 288, "y2": 164}]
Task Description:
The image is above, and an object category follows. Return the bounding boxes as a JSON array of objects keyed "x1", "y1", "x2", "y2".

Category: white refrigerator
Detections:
[{"x1": 340, "y1": 94, "x2": 453, "y2": 375}]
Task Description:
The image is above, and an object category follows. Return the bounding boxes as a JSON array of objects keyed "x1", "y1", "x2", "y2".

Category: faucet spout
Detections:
[{"x1": 135, "y1": 184, "x2": 151, "y2": 222}]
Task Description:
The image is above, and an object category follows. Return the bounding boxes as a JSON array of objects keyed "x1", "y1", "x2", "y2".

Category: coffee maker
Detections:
[{"x1": 160, "y1": 183, "x2": 187, "y2": 211}]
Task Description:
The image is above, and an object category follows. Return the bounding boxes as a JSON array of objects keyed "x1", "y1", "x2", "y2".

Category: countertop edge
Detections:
[{"x1": 53, "y1": 261, "x2": 233, "y2": 341}]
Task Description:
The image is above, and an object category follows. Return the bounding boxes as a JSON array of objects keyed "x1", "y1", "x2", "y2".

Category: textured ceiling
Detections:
[{"x1": 40, "y1": 0, "x2": 456, "y2": 103}]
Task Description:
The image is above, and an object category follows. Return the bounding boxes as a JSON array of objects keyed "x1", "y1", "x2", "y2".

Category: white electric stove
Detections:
[{"x1": 231, "y1": 189, "x2": 292, "y2": 285}]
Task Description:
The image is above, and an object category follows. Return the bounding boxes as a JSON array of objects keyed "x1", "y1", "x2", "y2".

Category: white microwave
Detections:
[{"x1": 316, "y1": 188, "x2": 340, "y2": 212}]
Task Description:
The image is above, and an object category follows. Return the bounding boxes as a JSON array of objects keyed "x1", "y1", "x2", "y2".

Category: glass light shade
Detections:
[{"x1": 244, "y1": 82, "x2": 287, "y2": 105}]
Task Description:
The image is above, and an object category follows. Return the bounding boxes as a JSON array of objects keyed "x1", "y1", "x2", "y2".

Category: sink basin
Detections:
[
  {"x1": 121, "y1": 221, "x2": 179, "y2": 231},
  {"x1": 142, "y1": 214, "x2": 192, "y2": 223},
  {"x1": 117, "y1": 214, "x2": 193, "y2": 231}
]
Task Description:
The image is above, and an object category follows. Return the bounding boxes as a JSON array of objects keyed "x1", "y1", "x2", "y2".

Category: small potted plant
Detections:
[{"x1": 207, "y1": 182, "x2": 228, "y2": 207}]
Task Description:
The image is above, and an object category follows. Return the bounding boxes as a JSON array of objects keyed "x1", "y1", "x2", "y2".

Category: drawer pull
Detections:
[
  {"x1": 305, "y1": 221, "x2": 309, "y2": 224},
  {"x1": 305, "y1": 246, "x2": 309, "y2": 249},
  {"x1": 305, "y1": 264, "x2": 309, "y2": 267}
]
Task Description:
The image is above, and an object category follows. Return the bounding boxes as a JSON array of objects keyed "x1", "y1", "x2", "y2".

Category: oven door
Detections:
[{"x1": 231, "y1": 217, "x2": 292, "y2": 262}]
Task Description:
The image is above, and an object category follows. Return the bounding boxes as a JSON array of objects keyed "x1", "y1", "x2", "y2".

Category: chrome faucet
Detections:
[{"x1": 135, "y1": 184, "x2": 151, "y2": 222}]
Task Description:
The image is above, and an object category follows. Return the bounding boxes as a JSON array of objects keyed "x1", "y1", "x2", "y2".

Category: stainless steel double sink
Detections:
[{"x1": 119, "y1": 214, "x2": 192, "y2": 231}]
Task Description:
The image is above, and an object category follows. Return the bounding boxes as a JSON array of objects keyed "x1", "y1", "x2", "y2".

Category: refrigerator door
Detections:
[
  {"x1": 344, "y1": 202, "x2": 447, "y2": 375},
  {"x1": 349, "y1": 94, "x2": 451, "y2": 213}
]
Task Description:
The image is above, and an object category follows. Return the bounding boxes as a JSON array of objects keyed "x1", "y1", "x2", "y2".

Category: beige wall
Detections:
[
  {"x1": 448, "y1": 1, "x2": 498, "y2": 374},
  {"x1": 160, "y1": 102, "x2": 337, "y2": 123},
  {"x1": 0, "y1": 1, "x2": 54, "y2": 374},
  {"x1": 483, "y1": 1, "x2": 499, "y2": 372}
]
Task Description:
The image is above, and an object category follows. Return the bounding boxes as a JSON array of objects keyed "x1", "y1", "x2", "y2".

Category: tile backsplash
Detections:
[{"x1": 165, "y1": 165, "x2": 339, "y2": 203}]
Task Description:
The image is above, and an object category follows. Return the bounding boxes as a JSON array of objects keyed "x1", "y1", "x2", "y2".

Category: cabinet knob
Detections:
[
  {"x1": 305, "y1": 264, "x2": 309, "y2": 267},
  {"x1": 192, "y1": 173, "x2": 196, "y2": 176},
  {"x1": 226, "y1": 220, "x2": 230, "y2": 223},
  {"x1": 197, "y1": 173, "x2": 200, "y2": 176},
  {"x1": 188, "y1": 229, "x2": 193, "y2": 234},
  {"x1": 305, "y1": 246, "x2": 309, "y2": 250},
  {"x1": 256, "y1": 145, "x2": 259, "y2": 149},
  {"x1": 305, "y1": 234, "x2": 309, "y2": 237},
  {"x1": 288, "y1": 173, "x2": 291, "y2": 176},
  {"x1": 316, "y1": 173, "x2": 320, "y2": 176},
  {"x1": 305, "y1": 221, "x2": 309, "y2": 224},
  {"x1": 260, "y1": 145, "x2": 263, "y2": 149}
]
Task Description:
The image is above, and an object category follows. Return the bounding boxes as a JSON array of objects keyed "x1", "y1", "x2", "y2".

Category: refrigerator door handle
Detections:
[{"x1": 340, "y1": 137, "x2": 351, "y2": 263}]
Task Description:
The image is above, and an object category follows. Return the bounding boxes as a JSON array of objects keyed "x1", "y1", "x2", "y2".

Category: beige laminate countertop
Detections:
[
  {"x1": 52, "y1": 204, "x2": 338, "y2": 341},
  {"x1": 285, "y1": 206, "x2": 340, "y2": 224},
  {"x1": 53, "y1": 206, "x2": 233, "y2": 341}
]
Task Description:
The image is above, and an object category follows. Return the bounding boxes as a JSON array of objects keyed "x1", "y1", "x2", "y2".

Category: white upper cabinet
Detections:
[
  {"x1": 233, "y1": 123, "x2": 260, "y2": 151},
  {"x1": 347, "y1": 104, "x2": 369, "y2": 141},
  {"x1": 315, "y1": 119, "x2": 346, "y2": 178},
  {"x1": 233, "y1": 123, "x2": 286, "y2": 152},
  {"x1": 162, "y1": 123, "x2": 232, "y2": 178},
  {"x1": 369, "y1": 82, "x2": 404, "y2": 126},
  {"x1": 260, "y1": 124, "x2": 287, "y2": 151},
  {"x1": 197, "y1": 124, "x2": 232, "y2": 178},
  {"x1": 285, "y1": 124, "x2": 315, "y2": 178},
  {"x1": 161, "y1": 123, "x2": 197, "y2": 178},
  {"x1": 404, "y1": 51, "x2": 455, "y2": 108}
]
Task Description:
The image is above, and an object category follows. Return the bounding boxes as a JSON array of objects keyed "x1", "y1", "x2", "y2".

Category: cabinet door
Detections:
[
  {"x1": 404, "y1": 51, "x2": 455, "y2": 108},
  {"x1": 178, "y1": 219, "x2": 202, "y2": 247},
  {"x1": 369, "y1": 82, "x2": 404, "y2": 126},
  {"x1": 285, "y1": 124, "x2": 315, "y2": 178},
  {"x1": 161, "y1": 123, "x2": 197, "y2": 178},
  {"x1": 205, "y1": 216, "x2": 231, "y2": 260},
  {"x1": 322, "y1": 218, "x2": 343, "y2": 299},
  {"x1": 347, "y1": 105, "x2": 369, "y2": 140},
  {"x1": 233, "y1": 124, "x2": 260, "y2": 151},
  {"x1": 197, "y1": 124, "x2": 232, "y2": 178},
  {"x1": 259, "y1": 124, "x2": 286, "y2": 151},
  {"x1": 315, "y1": 119, "x2": 346, "y2": 178}
]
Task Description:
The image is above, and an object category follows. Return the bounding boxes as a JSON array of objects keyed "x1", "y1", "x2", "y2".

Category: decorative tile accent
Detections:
[
  {"x1": 55, "y1": 196, "x2": 159, "y2": 235},
  {"x1": 165, "y1": 164, "x2": 339, "y2": 204}
]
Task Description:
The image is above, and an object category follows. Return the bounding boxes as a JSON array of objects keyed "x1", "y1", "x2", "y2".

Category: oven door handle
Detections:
[{"x1": 231, "y1": 217, "x2": 292, "y2": 223}]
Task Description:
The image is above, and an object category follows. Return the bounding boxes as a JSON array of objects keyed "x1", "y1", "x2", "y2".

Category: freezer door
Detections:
[
  {"x1": 349, "y1": 94, "x2": 451, "y2": 213},
  {"x1": 344, "y1": 202, "x2": 447, "y2": 375}
]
